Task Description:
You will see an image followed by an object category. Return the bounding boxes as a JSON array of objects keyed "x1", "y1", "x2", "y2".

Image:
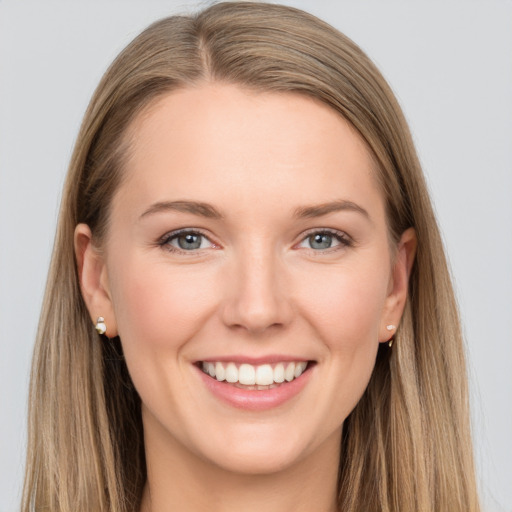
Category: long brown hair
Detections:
[{"x1": 22, "y1": 2, "x2": 480, "y2": 511}]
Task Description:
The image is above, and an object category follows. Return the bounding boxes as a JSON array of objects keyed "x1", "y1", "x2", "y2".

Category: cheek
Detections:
[
  {"x1": 298, "y1": 264, "x2": 388, "y2": 420},
  {"x1": 108, "y1": 255, "x2": 217, "y2": 356},
  {"x1": 296, "y1": 261, "x2": 389, "y2": 350},
  {"x1": 106, "y1": 255, "x2": 222, "y2": 427}
]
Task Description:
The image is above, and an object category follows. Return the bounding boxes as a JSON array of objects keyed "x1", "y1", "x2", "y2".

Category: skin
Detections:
[{"x1": 75, "y1": 84, "x2": 416, "y2": 512}]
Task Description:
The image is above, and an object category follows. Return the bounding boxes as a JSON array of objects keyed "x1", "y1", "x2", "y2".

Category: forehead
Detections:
[{"x1": 116, "y1": 83, "x2": 384, "y2": 222}]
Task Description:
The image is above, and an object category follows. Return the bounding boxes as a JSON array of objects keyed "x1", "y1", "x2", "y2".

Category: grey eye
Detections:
[
  {"x1": 167, "y1": 233, "x2": 207, "y2": 251},
  {"x1": 176, "y1": 233, "x2": 203, "y2": 250},
  {"x1": 308, "y1": 233, "x2": 334, "y2": 250},
  {"x1": 160, "y1": 230, "x2": 215, "y2": 253}
]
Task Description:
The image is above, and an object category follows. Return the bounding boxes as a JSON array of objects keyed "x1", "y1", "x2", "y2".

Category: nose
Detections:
[{"x1": 220, "y1": 246, "x2": 294, "y2": 335}]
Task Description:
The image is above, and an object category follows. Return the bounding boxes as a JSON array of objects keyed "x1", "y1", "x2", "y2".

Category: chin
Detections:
[
  {"x1": 188, "y1": 421, "x2": 323, "y2": 476},
  {"x1": 208, "y1": 443, "x2": 308, "y2": 476}
]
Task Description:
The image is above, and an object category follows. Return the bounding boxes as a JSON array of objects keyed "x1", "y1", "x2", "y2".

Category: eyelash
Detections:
[
  {"x1": 298, "y1": 228, "x2": 354, "y2": 253},
  {"x1": 157, "y1": 228, "x2": 353, "y2": 254},
  {"x1": 157, "y1": 228, "x2": 215, "y2": 254}
]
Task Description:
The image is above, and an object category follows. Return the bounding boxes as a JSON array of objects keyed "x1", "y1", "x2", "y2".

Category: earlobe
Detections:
[
  {"x1": 74, "y1": 223, "x2": 118, "y2": 337},
  {"x1": 379, "y1": 227, "x2": 417, "y2": 343}
]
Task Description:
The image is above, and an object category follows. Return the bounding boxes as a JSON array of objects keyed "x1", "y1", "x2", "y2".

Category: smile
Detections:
[
  {"x1": 196, "y1": 359, "x2": 314, "y2": 410},
  {"x1": 201, "y1": 361, "x2": 309, "y2": 388}
]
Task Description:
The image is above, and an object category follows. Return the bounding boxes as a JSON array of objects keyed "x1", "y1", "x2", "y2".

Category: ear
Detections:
[
  {"x1": 74, "y1": 223, "x2": 118, "y2": 337},
  {"x1": 379, "y1": 227, "x2": 417, "y2": 343}
]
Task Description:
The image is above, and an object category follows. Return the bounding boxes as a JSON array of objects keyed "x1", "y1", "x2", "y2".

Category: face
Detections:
[{"x1": 78, "y1": 84, "x2": 413, "y2": 475}]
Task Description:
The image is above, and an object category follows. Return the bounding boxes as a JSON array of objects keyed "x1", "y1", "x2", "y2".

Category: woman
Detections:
[{"x1": 22, "y1": 2, "x2": 480, "y2": 511}]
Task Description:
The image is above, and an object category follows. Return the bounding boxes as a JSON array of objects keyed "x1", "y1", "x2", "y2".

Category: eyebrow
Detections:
[
  {"x1": 139, "y1": 199, "x2": 370, "y2": 222},
  {"x1": 293, "y1": 200, "x2": 370, "y2": 221},
  {"x1": 140, "y1": 200, "x2": 223, "y2": 220}
]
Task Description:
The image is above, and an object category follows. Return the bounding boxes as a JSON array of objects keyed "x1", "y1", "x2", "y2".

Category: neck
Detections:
[{"x1": 139, "y1": 418, "x2": 341, "y2": 512}]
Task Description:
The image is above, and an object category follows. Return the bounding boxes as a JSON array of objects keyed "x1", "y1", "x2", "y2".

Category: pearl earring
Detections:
[
  {"x1": 386, "y1": 324, "x2": 396, "y2": 348},
  {"x1": 95, "y1": 316, "x2": 107, "y2": 335}
]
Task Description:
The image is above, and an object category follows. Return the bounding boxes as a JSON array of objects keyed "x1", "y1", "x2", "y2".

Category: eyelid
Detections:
[
  {"x1": 295, "y1": 228, "x2": 353, "y2": 251},
  {"x1": 157, "y1": 228, "x2": 219, "y2": 253}
]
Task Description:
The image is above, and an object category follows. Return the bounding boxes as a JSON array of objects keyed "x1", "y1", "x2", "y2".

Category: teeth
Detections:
[
  {"x1": 225, "y1": 362, "x2": 238, "y2": 383},
  {"x1": 239, "y1": 364, "x2": 256, "y2": 385},
  {"x1": 215, "y1": 362, "x2": 226, "y2": 382},
  {"x1": 255, "y1": 364, "x2": 274, "y2": 386},
  {"x1": 274, "y1": 363, "x2": 285, "y2": 383},
  {"x1": 200, "y1": 361, "x2": 309, "y2": 385},
  {"x1": 284, "y1": 362, "x2": 295, "y2": 382},
  {"x1": 294, "y1": 361, "x2": 307, "y2": 378}
]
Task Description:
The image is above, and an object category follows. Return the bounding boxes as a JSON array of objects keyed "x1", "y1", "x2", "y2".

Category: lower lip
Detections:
[{"x1": 196, "y1": 365, "x2": 313, "y2": 411}]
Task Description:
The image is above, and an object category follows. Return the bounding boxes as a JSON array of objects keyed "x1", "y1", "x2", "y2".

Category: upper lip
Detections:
[{"x1": 196, "y1": 355, "x2": 312, "y2": 365}]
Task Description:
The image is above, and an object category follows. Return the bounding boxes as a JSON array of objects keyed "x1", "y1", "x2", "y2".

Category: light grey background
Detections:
[{"x1": 1, "y1": 1, "x2": 511, "y2": 511}]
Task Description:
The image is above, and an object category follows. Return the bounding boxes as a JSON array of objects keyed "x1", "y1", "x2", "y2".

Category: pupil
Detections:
[
  {"x1": 310, "y1": 233, "x2": 332, "y2": 249},
  {"x1": 178, "y1": 233, "x2": 201, "y2": 250}
]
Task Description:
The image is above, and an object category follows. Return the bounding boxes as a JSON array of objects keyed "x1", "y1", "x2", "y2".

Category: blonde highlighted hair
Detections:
[{"x1": 23, "y1": 2, "x2": 480, "y2": 511}]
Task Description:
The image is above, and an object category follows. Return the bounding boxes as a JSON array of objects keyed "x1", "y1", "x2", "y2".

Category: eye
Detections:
[
  {"x1": 159, "y1": 230, "x2": 215, "y2": 252},
  {"x1": 298, "y1": 230, "x2": 351, "y2": 251}
]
